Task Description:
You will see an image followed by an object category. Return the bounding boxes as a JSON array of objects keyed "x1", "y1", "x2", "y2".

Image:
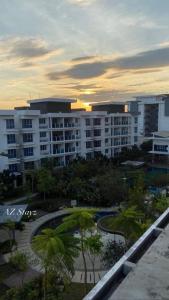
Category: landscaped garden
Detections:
[{"x1": 1, "y1": 142, "x2": 169, "y2": 299}]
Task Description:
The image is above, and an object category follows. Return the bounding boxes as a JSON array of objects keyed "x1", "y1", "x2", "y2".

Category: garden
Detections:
[{"x1": 0, "y1": 141, "x2": 169, "y2": 299}]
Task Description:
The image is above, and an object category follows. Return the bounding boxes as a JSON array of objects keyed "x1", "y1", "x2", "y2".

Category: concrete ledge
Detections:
[{"x1": 83, "y1": 208, "x2": 169, "y2": 300}]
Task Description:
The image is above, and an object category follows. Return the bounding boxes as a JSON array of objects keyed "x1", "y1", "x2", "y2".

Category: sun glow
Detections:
[{"x1": 82, "y1": 89, "x2": 96, "y2": 95}]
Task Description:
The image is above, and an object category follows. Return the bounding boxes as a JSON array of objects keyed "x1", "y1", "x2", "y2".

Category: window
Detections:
[
  {"x1": 114, "y1": 117, "x2": 121, "y2": 125},
  {"x1": 86, "y1": 141, "x2": 92, "y2": 149},
  {"x1": 134, "y1": 136, "x2": 138, "y2": 143},
  {"x1": 39, "y1": 118, "x2": 46, "y2": 124},
  {"x1": 24, "y1": 161, "x2": 34, "y2": 170},
  {"x1": 154, "y1": 144, "x2": 168, "y2": 152},
  {"x1": 9, "y1": 164, "x2": 18, "y2": 172},
  {"x1": 40, "y1": 132, "x2": 47, "y2": 138},
  {"x1": 6, "y1": 119, "x2": 14, "y2": 129},
  {"x1": 7, "y1": 134, "x2": 16, "y2": 144},
  {"x1": 105, "y1": 149, "x2": 109, "y2": 154},
  {"x1": 94, "y1": 118, "x2": 101, "y2": 126},
  {"x1": 114, "y1": 129, "x2": 121, "y2": 136},
  {"x1": 8, "y1": 149, "x2": 16, "y2": 159},
  {"x1": 24, "y1": 147, "x2": 33, "y2": 157},
  {"x1": 40, "y1": 145, "x2": 47, "y2": 151},
  {"x1": 23, "y1": 133, "x2": 33, "y2": 143},
  {"x1": 105, "y1": 128, "x2": 109, "y2": 133},
  {"x1": 94, "y1": 129, "x2": 101, "y2": 137},
  {"x1": 86, "y1": 130, "x2": 91, "y2": 138},
  {"x1": 94, "y1": 140, "x2": 101, "y2": 147},
  {"x1": 105, "y1": 138, "x2": 108, "y2": 143},
  {"x1": 134, "y1": 127, "x2": 137, "y2": 133},
  {"x1": 22, "y1": 119, "x2": 32, "y2": 128},
  {"x1": 134, "y1": 117, "x2": 138, "y2": 124},
  {"x1": 85, "y1": 119, "x2": 91, "y2": 126}
]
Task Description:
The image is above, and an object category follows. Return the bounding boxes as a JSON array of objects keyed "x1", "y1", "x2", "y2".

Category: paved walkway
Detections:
[{"x1": 3, "y1": 209, "x2": 108, "y2": 283}]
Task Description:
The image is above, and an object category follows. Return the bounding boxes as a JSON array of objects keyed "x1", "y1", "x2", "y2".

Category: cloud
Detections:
[
  {"x1": 111, "y1": 46, "x2": 169, "y2": 70},
  {"x1": 47, "y1": 61, "x2": 109, "y2": 79},
  {"x1": 79, "y1": 88, "x2": 133, "y2": 102},
  {"x1": 67, "y1": 0, "x2": 97, "y2": 6},
  {"x1": 71, "y1": 56, "x2": 97, "y2": 62},
  {"x1": 132, "y1": 69, "x2": 162, "y2": 74},
  {"x1": 0, "y1": 37, "x2": 63, "y2": 67},
  {"x1": 47, "y1": 46, "x2": 169, "y2": 80}
]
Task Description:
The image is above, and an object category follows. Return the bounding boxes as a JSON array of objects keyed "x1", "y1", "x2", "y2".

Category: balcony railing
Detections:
[
  {"x1": 53, "y1": 148, "x2": 64, "y2": 154},
  {"x1": 65, "y1": 135, "x2": 75, "y2": 140},
  {"x1": 65, "y1": 147, "x2": 75, "y2": 153},
  {"x1": 52, "y1": 123, "x2": 63, "y2": 128},
  {"x1": 53, "y1": 136, "x2": 64, "y2": 141}
]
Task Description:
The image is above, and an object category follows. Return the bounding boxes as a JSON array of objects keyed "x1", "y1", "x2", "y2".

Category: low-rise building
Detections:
[{"x1": 0, "y1": 98, "x2": 137, "y2": 173}]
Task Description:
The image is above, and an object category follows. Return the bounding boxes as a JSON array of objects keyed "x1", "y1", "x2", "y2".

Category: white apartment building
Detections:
[
  {"x1": 127, "y1": 95, "x2": 167, "y2": 143},
  {"x1": 127, "y1": 93, "x2": 169, "y2": 161},
  {"x1": 0, "y1": 98, "x2": 137, "y2": 173}
]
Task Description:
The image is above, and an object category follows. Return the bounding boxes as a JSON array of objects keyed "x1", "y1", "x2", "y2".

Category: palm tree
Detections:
[
  {"x1": 32, "y1": 227, "x2": 79, "y2": 300},
  {"x1": 106, "y1": 206, "x2": 145, "y2": 246},
  {"x1": 59, "y1": 208, "x2": 96, "y2": 293},
  {"x1": 85, "y1": 234, "x2": 103, "y2": 285}
]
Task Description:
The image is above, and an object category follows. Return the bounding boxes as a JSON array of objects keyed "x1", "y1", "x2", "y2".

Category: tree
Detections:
[
  {"x1": 85, "y1": 234, "x2": 103, "y2": 284},
  {"x1": 32, "y1": 227, "x2": 79, "y2": 300},
  {"x1": 59, "y1": 208, "x2": 96, "y2": 294},
  {"x1": 37, "y1": 168, "x2": 55, "y2": 201},
  {"x1": 102, "y1": 240, "x2": 126, "y2": 269},
  {"x1": 9, "y1": 251, "x2": 29, "y2": 286},
  {"x1": 128, "y1": 173, "x2": 146, "y2": 210},
  {"x1": 103, "y1": 206, "x2": 145, "y2": 246},
  {"x1": 1, "y1": 221, "x2": 17, "y2": 254},
  {"x1": 26, "y1": 170, "x2": 37, "y2": 193},
  {"x1": 153, "y1": 196, "x2": 169, "y2": 215},
  {"x1": 95, "y1": 170, "x2": 128, "y2": 206}
]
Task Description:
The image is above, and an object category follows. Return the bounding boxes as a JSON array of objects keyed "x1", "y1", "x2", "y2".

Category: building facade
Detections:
[
  {"x1": 127, "y1": 94, "x2": 169, "y2": 143},
  {"x1": 0, "y1": 98, "x2": 137, "y2": 173}
]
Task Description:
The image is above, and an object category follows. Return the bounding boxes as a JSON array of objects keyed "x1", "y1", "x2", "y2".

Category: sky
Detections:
[{"x1": 1, "y1": 0, "x2": 169, "y2": 109}]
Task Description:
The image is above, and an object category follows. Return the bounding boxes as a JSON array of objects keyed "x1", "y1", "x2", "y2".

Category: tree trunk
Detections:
[
  {"x1": 31, "y1": 177, "x2": 34, "y2": 193},
  {"x1": 92, "y1": 261, "x2": 95, "y2": 285},
  {"x1": 43, "y1": 268, "x2": 47, "y2": 300},
  {"x1": 80, "y1": 233, "x2": 88, "y2": 294}
]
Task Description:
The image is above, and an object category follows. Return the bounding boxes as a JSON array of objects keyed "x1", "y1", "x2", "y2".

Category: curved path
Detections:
[{"x1": 4, "y1": 210, "x2": 107, "y2": 283}]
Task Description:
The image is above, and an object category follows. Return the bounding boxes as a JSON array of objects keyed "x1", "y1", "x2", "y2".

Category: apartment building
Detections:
[
  {"x1": 127, "y1": 94, "x2": 169, "y2": 143},
  {"x1": 0, "y1": 98, "x2": 137, "y2": 173}
]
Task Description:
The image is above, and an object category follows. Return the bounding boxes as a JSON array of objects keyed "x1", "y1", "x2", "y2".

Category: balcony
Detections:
[
  {"x1": 52, "y1": 136, "x2": 64, "y2": 142},
  {"x1": 65, "y1": 147, "x2": 75, "y2": 153},
  {"x1": 40, "y1": 150, "x2": 49, "y2": 155},
  {"x1": 53, "y1": 148, "x2": 64, "y2": 154},
  {"x1": 39, "y1": 124, "x2": 48, "y2": 129},
  {"x1": 65, "y1": 135, "x2": 75, "y2": 141},
  {"x1": 64, "y1": 123, "x2": 75, "y2": 128},
  {"x1": 40, "y1": 138, "x2": 49, "y2": 143},
  {"x1": 52, "y1": 123, "x2": 63, "y2": 129}
]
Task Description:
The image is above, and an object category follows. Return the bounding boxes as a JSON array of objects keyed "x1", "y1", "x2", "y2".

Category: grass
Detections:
[{"x1": 62, "y1": 283, "x2": 93, "y2": 300}]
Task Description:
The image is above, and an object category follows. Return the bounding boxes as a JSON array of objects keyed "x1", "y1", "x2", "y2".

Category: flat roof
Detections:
[
  {"x1": 153, "y1": 131, "x2": 169, "y2": 138},
  {"x1": 90, "y1": 101, "x2": 126, "y2": 106},
  {"x1": 28, "y1": 98, "x2": 76, "y2": 104}
]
